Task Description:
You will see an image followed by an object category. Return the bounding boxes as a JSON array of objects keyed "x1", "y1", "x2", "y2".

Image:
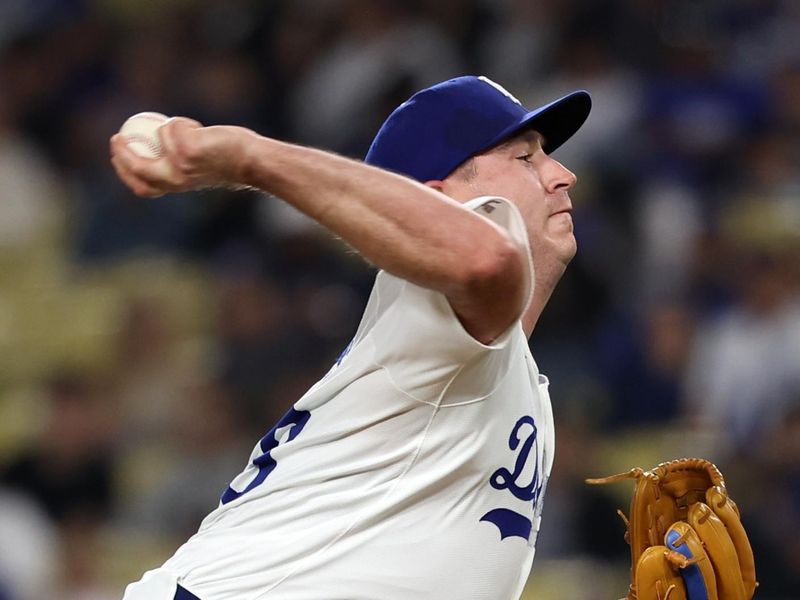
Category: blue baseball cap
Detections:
[{"x1": 365, "y1": 75, "x2": 591, "y2": 182}]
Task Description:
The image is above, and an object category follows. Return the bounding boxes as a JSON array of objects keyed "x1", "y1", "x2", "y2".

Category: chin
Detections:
[
  {"x1": 556, "y1": 236, "x2": 578, "y2": 265},
  {"x1": 536, "y1": 235, "x2": 576, "y2": 270},
  {"x1": 534, "y1": 221, "x2": 576, "y2": 260}
]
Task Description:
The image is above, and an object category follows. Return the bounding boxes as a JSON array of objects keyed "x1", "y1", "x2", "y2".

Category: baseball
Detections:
[{"x1": 119, "y1": 111, "x2": 170, "y2": 159}]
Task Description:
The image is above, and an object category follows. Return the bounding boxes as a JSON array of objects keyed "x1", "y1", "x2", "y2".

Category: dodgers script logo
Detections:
[{"x1": 480, "y1": 415, "x2": 545, "y2": 541}]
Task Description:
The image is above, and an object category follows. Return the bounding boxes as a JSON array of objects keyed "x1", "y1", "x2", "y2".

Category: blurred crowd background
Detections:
[{"x1": 0, "y1": 0, "x2": 798, "y2": 598}]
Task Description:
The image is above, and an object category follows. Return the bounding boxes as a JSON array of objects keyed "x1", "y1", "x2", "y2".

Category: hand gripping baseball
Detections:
[{"x1": 110, "y1": 117, "x2": 253, "y2": 197}]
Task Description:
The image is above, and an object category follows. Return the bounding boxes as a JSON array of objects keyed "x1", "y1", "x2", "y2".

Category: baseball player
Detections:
[{"x1": 111, "y1": 75, "x2": 591, "y2": 600}]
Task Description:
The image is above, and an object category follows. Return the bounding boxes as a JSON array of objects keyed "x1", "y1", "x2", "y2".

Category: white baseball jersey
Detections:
[{"x1": 123, "y1": 196, "x2": 555, "y2": 600}]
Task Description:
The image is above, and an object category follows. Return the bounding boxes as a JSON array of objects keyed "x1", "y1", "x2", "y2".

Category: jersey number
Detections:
[{"x1": 220, "y1": 407, "x2": 311, "y2": 505}]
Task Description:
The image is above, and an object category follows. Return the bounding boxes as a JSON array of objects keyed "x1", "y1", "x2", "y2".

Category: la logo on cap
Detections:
[{"x1": 478, "y1": 76, "x2": 522, "y2": 106}]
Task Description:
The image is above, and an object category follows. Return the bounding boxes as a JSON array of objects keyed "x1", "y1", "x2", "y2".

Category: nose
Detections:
[{"x1": 543, "y1": 156, "x2": 577, "y2": 194}]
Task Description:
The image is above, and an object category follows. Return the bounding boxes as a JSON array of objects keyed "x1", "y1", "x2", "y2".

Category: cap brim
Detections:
[{"x1": 483, "y1": 90, "x2": 592, "y2": 155}]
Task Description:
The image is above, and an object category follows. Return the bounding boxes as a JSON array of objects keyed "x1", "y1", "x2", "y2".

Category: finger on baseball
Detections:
[
  {"x1": 112, "y1": 136, "x2": 180, "y2": 189},
  {"x1": 110, "y1": 134, "x2": 170, "y2": 196},
  {"x1": 111, "y1": 141, "x2": 150, "y2": 182},
  {"x1": 110, "y1": 133, "x2": 138, "y2": 166},
  {"x1": 110, "y1": 133, "x2": 126, "y2": 159},
  {"x1": 111, "y1": 154, "x2": 164, "y2": 198}
]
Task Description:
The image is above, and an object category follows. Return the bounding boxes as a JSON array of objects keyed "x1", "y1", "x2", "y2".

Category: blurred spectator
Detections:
[
  {"x1": 213, "y1": 262, "x2": 327, "y2": 427},
  {"x1": 175, "y1": 49, "x2": 264, "y2": 129},
  {"x1": 0, "y1": 371, "x2": 117, "y2": 524},
  {"x1": 750, "y1": 402, "x2": 800, "y2": 594},
  {"x1": 635, "y1": 178, "x2": 703, "y2": 304},
  {"x1": 0, "y1": 0, "x2": 799, "y2": 597},
  {"x1": 478, "y1": 0, "x2": 560, "y2": 90},
  {"x1": 121, "y1": 379, "x2": 248, "y2": 539},
  {"x1": 58, "y1": 519, "x2": 118, "y2": 600},
  {"x1": 289, "y1": 0, "x2": 462, "y2": 155},
  {"x1": 684, "y1": 240, "x2": 800, "y2": 451},
  {"x1": 419, "y1": 0, "x2": 495, "y2": 66},
  {"x1": 768, "y1": 63, "x2": 800, "y2": 133},
  {"x1": 0, "y1": 82, "x2": 63, "y2": 250},
  {"x1": 110, "y1": 297, "x2": 190, "y2": 441},
  {"x1": 595, "y1": 301, "x2": 695, "y2": 429},
  {"x1": 525, "y1": 31, "x2": 644, "y2": 174},
  {"x1": 0, "y1": 489, "x2": 58, "y2": 600},
  {"x1": 640, "y1": 45, "x2": 769, "y2": 184},
  {"x1": 535, "y1": 413, "x2": 628, "y2": 561}
]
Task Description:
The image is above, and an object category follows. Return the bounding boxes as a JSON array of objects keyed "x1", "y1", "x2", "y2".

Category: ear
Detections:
[{"x1": 424, "y1": 179, "x2": 445, "y2": 193}]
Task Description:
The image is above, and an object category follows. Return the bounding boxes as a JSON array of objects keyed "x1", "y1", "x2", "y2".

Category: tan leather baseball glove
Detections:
[{"x1": 586, "y1": 458, "x2": 757, "y2": 600}]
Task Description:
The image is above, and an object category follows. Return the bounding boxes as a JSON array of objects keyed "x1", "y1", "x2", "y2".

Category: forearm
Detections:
[
  {"x1": 111, "y1": 119, "x2": 528, "y2": 342},
  {"x1": 239, "y1": 133, "x2": 517, "y2": 295}
]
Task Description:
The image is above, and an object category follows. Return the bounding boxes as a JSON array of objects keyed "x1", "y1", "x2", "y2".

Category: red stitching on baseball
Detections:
[{"x1": 124, "y1": 133, "x2": 163, "y2": 157}]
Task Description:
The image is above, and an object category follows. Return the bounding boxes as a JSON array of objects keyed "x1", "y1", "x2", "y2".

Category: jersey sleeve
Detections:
[{"x1": 367, "y1": 196, "x2": 533, "y2": 404}]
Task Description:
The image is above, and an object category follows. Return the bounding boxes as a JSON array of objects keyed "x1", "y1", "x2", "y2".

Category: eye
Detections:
[{"x1": 516, "y1": 153, "x2": 532, "y2": 163}]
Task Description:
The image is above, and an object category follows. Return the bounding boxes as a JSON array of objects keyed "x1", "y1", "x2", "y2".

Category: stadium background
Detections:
[{"x1": 0, "y1": 0, "x2": 798, "y2": 598}]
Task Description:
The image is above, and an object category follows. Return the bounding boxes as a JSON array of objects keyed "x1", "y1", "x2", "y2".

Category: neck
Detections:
[{"x1": 521, "y1": 261, "x2": 565, "y2": 338}]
